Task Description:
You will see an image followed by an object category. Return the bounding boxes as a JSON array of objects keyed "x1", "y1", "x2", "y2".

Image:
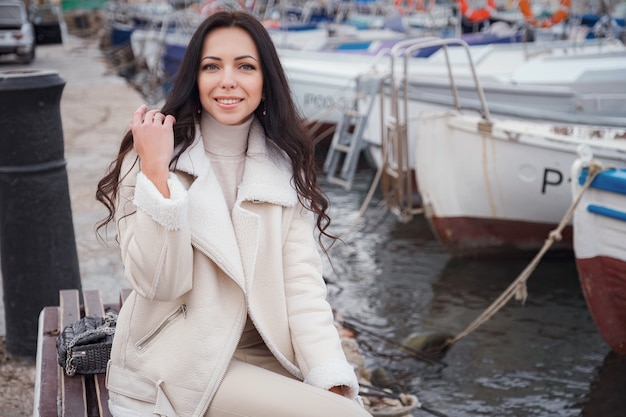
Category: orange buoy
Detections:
[
  {"x1": 457, "y1": 0, "x2": 497, "y2": 22},
  {"x1": 518, "y1": 0, "x2": 570, "y2": 28}
]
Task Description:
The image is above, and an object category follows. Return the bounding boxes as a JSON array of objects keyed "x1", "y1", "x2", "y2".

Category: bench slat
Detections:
[
  {"x1": 36, "y1": 289, "x2": 131, "y2": 417},
  {"x1": 34, "y1": 306, "x2": 61, "y2": 417},
  {"x1": 119, "y1": 288, "x2": 131, "y2": 306},
  {"x1": 60, "y1": 290, "x2": 88, "y2": 417},
  {"x1": 83, "y1": 290, "x2": 113, "y2": 417}
]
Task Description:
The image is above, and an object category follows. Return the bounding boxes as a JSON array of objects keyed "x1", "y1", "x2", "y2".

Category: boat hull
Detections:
[
  {"x1": 572, "y1": 163, "x2": 626, "y2": 354},
  {"x1": 414, "y1": 112, "x2": 626, "y2": 258},
  {"x1": 428, "y1": 215, "x2": 573, "y2": 258},
  {"x1": 576, "y1": 256, "x2": 626, "y2": 354}
]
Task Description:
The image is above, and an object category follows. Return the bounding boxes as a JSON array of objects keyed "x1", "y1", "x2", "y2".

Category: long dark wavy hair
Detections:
[{"x1": 96, "y1": 11, "x2": 335, "y2": 246}]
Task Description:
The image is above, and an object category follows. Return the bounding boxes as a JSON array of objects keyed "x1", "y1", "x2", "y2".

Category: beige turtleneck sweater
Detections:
[
  {"x1": 200, "y1": 111, "x2": 262, "y2": 347},
  {"x1": 200, "y1": 111, "x2": 252, "y2": 213}
]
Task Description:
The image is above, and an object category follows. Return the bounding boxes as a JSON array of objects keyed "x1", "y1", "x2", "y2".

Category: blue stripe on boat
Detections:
[
  {"x1": 587, "y1": 204, "x2": 626, "y2": 222},
  {"x1": 579, "y1": 168, "x2": 626, "y2": 195}
]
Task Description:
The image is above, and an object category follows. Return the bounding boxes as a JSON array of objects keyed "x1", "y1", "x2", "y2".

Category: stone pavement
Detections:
[{"x1": 0, "y1": 35, "x2": 144, "y2": 335}]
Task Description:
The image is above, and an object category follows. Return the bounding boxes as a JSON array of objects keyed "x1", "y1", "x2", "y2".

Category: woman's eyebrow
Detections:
[
  {"x1": 235, "y1": 55, "x2": 258, "y2": 61},
  {"x1": 200, "y1": 55, "x2": 258, "y2": 61}
]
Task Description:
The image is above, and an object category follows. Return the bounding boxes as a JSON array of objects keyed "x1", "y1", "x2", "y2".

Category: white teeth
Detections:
[{"x1": 217, "y1": 99, "x2": 240, "y2": 105}]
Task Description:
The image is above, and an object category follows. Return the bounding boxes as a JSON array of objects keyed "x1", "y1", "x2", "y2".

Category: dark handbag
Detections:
[{"x1": 56, "y1": 312, "x2": 117, "y2": 376}]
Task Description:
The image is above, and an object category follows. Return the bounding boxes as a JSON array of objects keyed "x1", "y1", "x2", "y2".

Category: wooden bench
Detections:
[{"x1": 34, "y1": 288, "x2": 131, "y2": 417}]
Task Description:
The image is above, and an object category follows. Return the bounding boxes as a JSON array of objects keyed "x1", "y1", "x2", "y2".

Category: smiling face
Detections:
[{"x1": 197, "y1": 27, "x2": 264, "y2": 126}]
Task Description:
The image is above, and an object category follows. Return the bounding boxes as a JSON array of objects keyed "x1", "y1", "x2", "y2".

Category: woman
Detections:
[{"x1": 96, "y1": 10, "x2": 371, "y2": 417}]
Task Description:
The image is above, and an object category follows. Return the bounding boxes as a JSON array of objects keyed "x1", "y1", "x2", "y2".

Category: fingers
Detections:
[
  {"x1": 130, "y1": 105, "x2": 176, "y2": 128},
  {"x1": 163, "y1": 114, "x2": 176, "y2": 125},
  {"x1": 155, "y1": 114, "x2": 176, "y2": 126},
  {"x1": 131, "y1": 104, "x2": 147, "y2": 127},
  {"x1": 145, "y1": 109, "x2": 162, "y2": 124},
  {"x1": 151, "y1": 111, "x2": 164, "y2": 123}
]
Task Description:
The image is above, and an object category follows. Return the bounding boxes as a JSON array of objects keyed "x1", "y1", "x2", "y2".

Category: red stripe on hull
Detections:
[
  {"x1": 576, "y1": 256, "x2": 626, "y2": 355},
  {"x1": 430, "y1": 216, "x2": 573, "y2": 258}
]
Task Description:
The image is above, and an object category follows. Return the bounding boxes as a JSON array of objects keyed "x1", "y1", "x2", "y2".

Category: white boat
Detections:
[
  {"x1": 412, "y1": 110, "x2": 626, "y2": 257},
  {"x1": 268, "y1": 24, "x2": 407, "y2": 51},
  {"x1": 293, "y1": 37, "x2": 626, "y2": 257},
  {"x1": 400, "y1": 39, "x2": 626, "y2": 257},
  {"x1": 137, "y1": 10, "x2": 202, "y2": 70},
  {"x1": 571, "y1": 148, "x2": 626, "y2": 354},
  {"x1": 279, "y1": 37, "x2": 626, "y2": 129}
]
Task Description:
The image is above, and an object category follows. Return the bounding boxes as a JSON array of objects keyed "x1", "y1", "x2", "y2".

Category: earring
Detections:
[{"x1": 262, "y1": 96, "x2": 266, "y2": 116}]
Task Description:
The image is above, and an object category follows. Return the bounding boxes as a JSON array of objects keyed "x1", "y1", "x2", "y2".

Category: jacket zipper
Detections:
[{"x1": 136, "y1": 304, "x2": 187, "y2": 352}]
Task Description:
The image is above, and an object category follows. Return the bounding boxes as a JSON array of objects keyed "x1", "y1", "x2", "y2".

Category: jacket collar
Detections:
[
  {"x1": 174, "y1": 117, "x2": 298, "y2": 289},
  {"x1": 175, "y1": 118, "x2": 297, "y2": 207}
]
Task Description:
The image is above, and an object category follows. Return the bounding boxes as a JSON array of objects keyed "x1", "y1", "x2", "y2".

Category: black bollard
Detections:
[{"x1": 0, "y1": 69, "x2": 81, "y2": 357}]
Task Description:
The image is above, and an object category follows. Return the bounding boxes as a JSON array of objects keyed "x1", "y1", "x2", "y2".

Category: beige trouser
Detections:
[
  {"x1": 110, "y1": 321, "x2": 371, "y2": 417},
  {"x1": 207, "y1": 358, "x2": 371, "y2": 417},
  {"x1": 205, "y1": 321, "x2": 371, "y2": 417}
]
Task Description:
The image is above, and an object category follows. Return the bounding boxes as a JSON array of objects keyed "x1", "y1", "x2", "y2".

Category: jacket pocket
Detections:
[
  {"x1": 135, "y1": 304, "x2": 187, "y2": 352},
  {"x1": 107, "y1": 362, "x2": 179, "y2": 417}
]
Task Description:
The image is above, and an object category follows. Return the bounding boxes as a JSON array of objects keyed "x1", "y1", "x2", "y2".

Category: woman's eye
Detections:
[
  {"x1": 240, "y1": 63, "x2": 256, "y2": 71},
  {"x1": 203, "y1": 63, "x2": 219, "y2": 71}
]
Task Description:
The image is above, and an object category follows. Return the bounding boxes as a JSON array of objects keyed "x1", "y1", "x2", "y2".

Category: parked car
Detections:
[
  {"x1": 30, "y1": 4, "x2": 65, "y2": 45},
  {"x1": 0, "y1": 0, "x2": 35, "y2": 63}
]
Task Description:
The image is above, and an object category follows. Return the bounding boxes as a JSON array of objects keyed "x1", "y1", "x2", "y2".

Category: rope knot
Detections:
[
  {"x1": 548, "y1": 230, "x2": 562, "y2": 241},
  {"x1": 514, "y1": 282, "x2": 528, "y2": 303}
]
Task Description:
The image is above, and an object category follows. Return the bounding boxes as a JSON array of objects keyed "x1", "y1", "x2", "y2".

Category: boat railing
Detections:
[
  {"x1": 389, "y1": 37, "x2": 492, "y2": 125},
  {"x1": 380, "y1": 37, "x2": 492, "y2": 221}
]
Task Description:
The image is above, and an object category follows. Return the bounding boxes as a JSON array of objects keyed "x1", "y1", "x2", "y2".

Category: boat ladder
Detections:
[
  {"x1": 323, "y1": 75, "x2": 383, "y2": 190},
  {"x1": 381, "y1": 113, "x2": 418, "y2": 223},
  {"x1": 382, "y1": 37, "x2": 492, "y2": 222}
]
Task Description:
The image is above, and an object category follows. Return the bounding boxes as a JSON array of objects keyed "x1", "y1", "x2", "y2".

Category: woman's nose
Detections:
[{"x1": 220, "y1": 71, "x2": 237, "y2": 89}]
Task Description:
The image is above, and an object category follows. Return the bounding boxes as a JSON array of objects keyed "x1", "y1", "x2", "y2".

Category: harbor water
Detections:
[{"x1": 320, "y1": 168, "x2": 626, "y2": 417}]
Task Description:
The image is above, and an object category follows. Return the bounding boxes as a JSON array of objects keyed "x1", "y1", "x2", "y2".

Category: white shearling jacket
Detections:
[{"x1": 105, "y1": 118, "x2": 359, "y2": 417}]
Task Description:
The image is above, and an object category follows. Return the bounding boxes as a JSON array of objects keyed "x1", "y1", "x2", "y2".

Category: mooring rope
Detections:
[
  {"x1": 336, "y1": 162, "x2": 385, "y2": 242},
  {"x1": 340, "y1": 320, "x2": 447, "y2": 366},
  {"x1": 444, "y1": 160, "x2": 604, "y2": 349}
]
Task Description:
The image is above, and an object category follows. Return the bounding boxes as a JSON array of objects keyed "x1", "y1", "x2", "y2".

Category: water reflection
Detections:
[
  {"x1": 579, "y1": 351, "x2": 626, "y2": 417},
  {"x1": 321, "y1": 169, "x2": 623, "y2": 417},
  {"x1": 420, "y1": 256, "x2": 609, "y2": 417}
]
